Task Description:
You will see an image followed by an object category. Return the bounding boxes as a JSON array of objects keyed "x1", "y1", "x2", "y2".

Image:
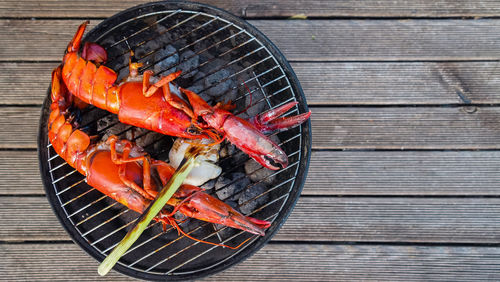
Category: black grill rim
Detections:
[{"x1": 38, "y1": 1, "x2": 312, "y2": 280}]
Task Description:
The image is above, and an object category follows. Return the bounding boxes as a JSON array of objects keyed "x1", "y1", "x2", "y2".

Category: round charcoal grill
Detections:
[{"x1": 38, "y1": 1, "x2": 311, "y2": 280}]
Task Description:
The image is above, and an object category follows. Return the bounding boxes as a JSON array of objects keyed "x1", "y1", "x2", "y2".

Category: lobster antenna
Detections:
[{"x1": 124, "y1": 37, "x2": 132, "y2": 52}]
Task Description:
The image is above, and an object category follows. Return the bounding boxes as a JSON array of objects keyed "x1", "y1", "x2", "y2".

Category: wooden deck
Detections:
[{"x1": 2, "y1": 0, "x2": 500, "y2": 280}]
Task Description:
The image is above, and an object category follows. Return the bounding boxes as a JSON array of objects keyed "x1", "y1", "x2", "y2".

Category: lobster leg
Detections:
[
  {"x1": 108, "y1": 136, "x2": 156, "y2": 200},
  {"x1": 142, "y1": 70, "x2": 182, "y2": 98},
  {"x1": 142, "y1": 70, "x2": 194, "y2": 118}
]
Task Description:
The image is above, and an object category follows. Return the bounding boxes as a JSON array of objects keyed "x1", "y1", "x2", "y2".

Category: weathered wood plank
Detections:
[
  {"x1": 306, "y1": 150, "x2": 500, "y2": 195},
  {"x1": 0, "y1": 151, "x2": 42, "y2": 195},
  {"x1": 6, "y1": 61, "x2": 500, "y2": 105},
  {"x1": 4, "y1": 196, "x2": 500, "y2": 243},
  {"x1": 3, "y1": 243, "x2": 500, "y2": 281},
  {"x1": 3, "y1": 0, "x2": 500, "y2": 18},
  {"x1": 294, "y1": 61, "x2": 500, "y2": 105},
  {"x1": 255, "y1": 19, "x2": 500, "y2": 61},
  {"x1": 2, "y1": 19, "x2": 500, "y2": 61},
  {"x1": 0, "y1": 197, "x2": 68, "y2": 241},
  {"x1": 6, "y1": 150, "x2": 500, "y2": 196},
  {"x1": 5, "y1": 106, "x2": 500, "y2": 149},
  {"x1": 0, "y1": 20, "x2": 99, "y2": 62},
  {"x1": 283, "y1": 197, "x2": 500, "y2": 243},
  {"x1": 0, "y1": 62, "x2": 53, "y2": 105},
  {"x1": 0, "y1": 107, "x2": 40, "y2": 149},
  {"x1": 311, "y1": 106, "x2": 500, "y2": 149}
]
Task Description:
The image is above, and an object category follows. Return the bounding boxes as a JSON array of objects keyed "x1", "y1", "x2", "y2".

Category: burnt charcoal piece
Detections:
[
  {"x1": 153, "y1": 45, "x2": 179, "y2": 74},
  {"x1": 215, "y1": 172, "x2": 251, "y2": 201},
  {"x1": 178, "y1": 50, "x2": 200, "y2": 78},
  {"x1": 244, "y1": 158, "x2": 276, "y2": 186},
  {"x1": 204, "y1": 68, "x2": 234, "y2": 97},
  {"x1": 238, "y1": 183, "x2": 269, "y2": 215}
]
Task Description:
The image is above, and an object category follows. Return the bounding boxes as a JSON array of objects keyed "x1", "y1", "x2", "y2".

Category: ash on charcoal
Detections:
[
  {"x1": 204, "y1": 68, "x2": 234, "y2": 97},
  {"x1": 215, "y1": 172, "x2": 251, "y2": 201},
  {"x1": 100, "y1": 122, "x2": 131, "y2": 142},
  {"x1": 238, "y1": 183, "x2": 269, "y2": 215},
  {"x1": 215, "y1": 85, "x2": 238, "y2": 105},
  {"x1": 153, "y1": 45, "x2": 179, "y2": 74},
  {"x1": 155, "y1": 25, "x2": 175, "y2": 43},
  {"x1": 186, "y1": 71, "x2": 205, "y2": 94},
  {"x1": 244, "y1": 90, "x2": 268, "y2": 117},
  {"x1": 134, "y1": 40, "x2": 162, "y2": 60},
  {"x1": 96, "y1": 114, "x2": 119, "y2": 132},
  {"x1": 219, "y1": 144, "x2": 248, "y2": 166},
  {"x1": 200, "y1": 179, "x2": 216, "y2": 192},
  {"x1": 106, "y1": 52, "x2": 129, "y2": 73},
  {"x1": 178, "y1": 50, "x2": 199, "y2": 78},
  {"x1": 237, "y1": 99, "x2": 268, "y2": 120},
  {"x1": 244, "y1": 158, "x2": 277, "y2": 186},
  {"x1": 133, "y1": 130, "x2": 163, "y2": 149}
]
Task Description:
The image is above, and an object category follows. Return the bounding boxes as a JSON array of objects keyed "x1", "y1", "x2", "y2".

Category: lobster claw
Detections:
[
  {"x1": 181, "y1": 88, "x2": 290, "y2": 170},
  {"x1": 169, "y1": 185, "x2": 271, "y2": 236}
]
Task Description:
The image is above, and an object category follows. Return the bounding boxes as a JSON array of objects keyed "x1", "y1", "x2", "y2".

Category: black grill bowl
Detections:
[{"x1": 38, "y1": 1, "x2": 312, "y2": 280}]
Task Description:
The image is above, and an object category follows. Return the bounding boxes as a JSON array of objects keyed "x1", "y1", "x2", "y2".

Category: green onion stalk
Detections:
[{"x1": 98, "y1": 146, "x2": 202, "y2": 276}]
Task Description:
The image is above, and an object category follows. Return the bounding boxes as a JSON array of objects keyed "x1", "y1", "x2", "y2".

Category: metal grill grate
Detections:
[{"x1": 39, "y1": 2, "x2": 310, "y2": 280}]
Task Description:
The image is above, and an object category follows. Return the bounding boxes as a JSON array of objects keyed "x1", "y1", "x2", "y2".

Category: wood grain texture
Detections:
[
  {"x1": 306, "y1": 150, "x2": 500, "y2": 195},
  {"x1": 3, "y1": 243, "x2": 500, "y2": 281},
  {"x1": 3, "y1": 0, "x2": 500, "y2": 18},
  {"x1": 311, "y1": 106, "x2": 500, "y2": 149},
  {"x1": 252, "y1": 19, "x2": 500, "y2": 61},
  {"x1": 5, "y1": 150, "x2": 500, "y2": 196},
  {"x1": 0, "y1": 151, "x2": 42, "y2": 195},
  {"x1": 3, "y1": 19, "x2": 500, "y2": 61},
  {"x1": 3, "y1": 1, "x2": 500, "y2": 281},
  {"x1": 5, "y1": 106, "x2": 500, "y2": 149},
  {"x1": 5, "y1": 61, "x2": 500, "y2": 106},
  {"x1": 4, "y1": 196, "x2": 500, "y2": 243},
  {"x1": 293, "y1": 61, "x2": 500, "y2": 105},
  {"x1": 0, "y1": 63, "x2": 53, "y2": 105},
  {"x1": 0, "y1": 107, "x2": 40, "y2": 149}
]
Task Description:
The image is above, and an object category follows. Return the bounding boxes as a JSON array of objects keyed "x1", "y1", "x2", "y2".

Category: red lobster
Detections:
[
  {"x1": 60, "y1": 21, "x2": 311, "y2": 170},
  {"x1": 48, "y1": 66, "x2": 270, "y2": 247}
]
